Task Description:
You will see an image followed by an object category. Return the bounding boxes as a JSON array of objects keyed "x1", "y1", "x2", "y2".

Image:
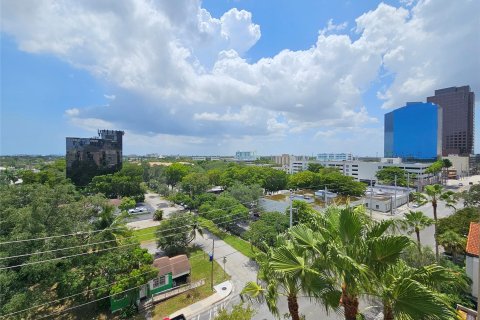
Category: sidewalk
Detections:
[{"x1": 168, "y1": 281, "x2": 233, "y2": 319}]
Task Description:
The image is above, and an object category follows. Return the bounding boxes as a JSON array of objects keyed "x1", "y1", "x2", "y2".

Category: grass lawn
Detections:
[
  {"x1": 198, "y1": 217, "x2": 257, "y2": 259},
  {"x1": 150, "y1": 246, "x2": 229, "y2": 319},
  {"x1": 132, "y1": 226, "x2": 158, "y2": 242}
]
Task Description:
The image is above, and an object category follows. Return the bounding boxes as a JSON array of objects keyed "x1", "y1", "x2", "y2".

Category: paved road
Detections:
[{"x1": 191, "y1": 231, "x2": 347, "y2": 320}]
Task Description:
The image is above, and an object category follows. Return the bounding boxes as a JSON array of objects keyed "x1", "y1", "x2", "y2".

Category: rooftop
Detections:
[
  {"x1": 466, "y1": 222, "x2": 479, "y2": 257},
  {"x1": 153, "y1": 254, "x2": 191, "y2": 278}
]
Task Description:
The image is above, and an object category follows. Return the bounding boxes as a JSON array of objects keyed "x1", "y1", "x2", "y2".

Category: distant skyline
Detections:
[{"x1": 1, "y1": 0, "x2": 479, "y2": 156}]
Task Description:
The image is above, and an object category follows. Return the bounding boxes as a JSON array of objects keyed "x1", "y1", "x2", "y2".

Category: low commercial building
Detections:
[
  {"x1": 363, "y1": 185, "x2": 410, "y2": 213},
  {"x1": 317, "y1": 158, "x2": 438, "y2": 190},
  {"x1": 444, "y1": 154, "x2": 470, "y2": 178}
]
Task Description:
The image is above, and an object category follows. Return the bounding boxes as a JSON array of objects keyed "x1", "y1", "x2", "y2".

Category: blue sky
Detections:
[{"x1": 1, "y1": 0, "x2": 479, "y2": 156}]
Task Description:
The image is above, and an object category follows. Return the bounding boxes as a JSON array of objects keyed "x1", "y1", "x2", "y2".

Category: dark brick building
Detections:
[
  {"x1": 427, "y1": 86, "x2": 475, "y2": 156},
  {"x1": 66, "y1": 130, "x2": 124, "y2": 186}
]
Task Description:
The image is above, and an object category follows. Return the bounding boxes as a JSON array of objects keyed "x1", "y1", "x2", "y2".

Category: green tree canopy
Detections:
[
  {"x1": 375, "y1": 166, "x2": 408, "y2": 186},
  {"x1": 0, "y1": 182, "x2": 154, "y2": 318},
  {"x1": 307, "y1": 163, "x2": 323, "y2": 173},
  {"x1": 180, "y1": 172, "x2": 210, "y2": 196},
  {"x1": 165, "y1": 163, "x2": 190, "y2": 187},
  {"x1": 244, "y1": 211, "x2": 289, "y2": 249},
  {"x1": 459, "y1": 184, "x2": 480, "y2": 207},
  {"x1": 437, "y1": 207, "x2": 479, "y2": 237},
  {"x1": 156, "y1": 212, "x2": 202, "y2": 256},
  {"x1": 225, "y1": 182, "x2": 263, "y2": 205}
]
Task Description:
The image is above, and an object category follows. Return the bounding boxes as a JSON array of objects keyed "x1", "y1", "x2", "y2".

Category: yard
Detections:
[
  {"x1": 198, "y1": 217, "x2": 257, "y2": 259},
  {"x1": 149, "y1": 246, "x2": 229, "y2": 319},
  {"x1": 132, "y1": 226, "x2": 157, "y2": 242}
]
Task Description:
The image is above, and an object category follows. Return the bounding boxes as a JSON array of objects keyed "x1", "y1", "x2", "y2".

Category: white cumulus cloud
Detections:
[{"x1": 1, "y1": 0, "x2": 478, "y2": 154}]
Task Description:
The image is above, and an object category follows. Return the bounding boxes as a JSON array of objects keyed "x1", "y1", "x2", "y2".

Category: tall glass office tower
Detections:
[
  {"x1": 427, "y1": 86, "x2": 475, "y2": 156},
  {"x1": 384, "y1": 102, "x2": 442, "y2": 160}
]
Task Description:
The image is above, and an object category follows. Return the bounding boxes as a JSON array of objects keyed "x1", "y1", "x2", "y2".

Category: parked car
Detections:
[
  {"x1": 412, "y1": 203, "x2": 420, "y2": 208},
  {"x1": 128, "y1": 206, "x2": 148, "y2": 214},
  {"x1": 458, "y1": 183, "x2": 464, "y2": 187}
]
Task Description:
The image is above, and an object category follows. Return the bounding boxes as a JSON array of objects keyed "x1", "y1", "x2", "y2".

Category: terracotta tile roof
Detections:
[
  {"x1": 466, "y1": 222, "x2": 480, "y2": 257},
  {"x1": 152, "y1": 254, "x2": 190, "y2": 279}
]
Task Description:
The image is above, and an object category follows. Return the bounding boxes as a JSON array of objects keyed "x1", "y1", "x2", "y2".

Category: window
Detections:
[
  {"x1": 153, "y1": 275, "x2": 167, "y2": 288},
  {"x1": 375, "y1": 205, "x2": 379, "y2": 209}
]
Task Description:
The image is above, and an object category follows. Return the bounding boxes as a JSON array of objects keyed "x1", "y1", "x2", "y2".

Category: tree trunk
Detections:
[
  {"x1": 341, "y1": 286, "x2": 359, "y2": 320},
  {"x1": 432, "y1": 200, "x2": 439, "y2": 261},
  {"x1": 415, "y1": 227, "x2": 421, "y2": 253},
  {"x1": 287, "y1": 294, "x2": 300, "y2": 320},
  {"x1": 383, "y1": 304, "x2": 394, "y2": 320}
]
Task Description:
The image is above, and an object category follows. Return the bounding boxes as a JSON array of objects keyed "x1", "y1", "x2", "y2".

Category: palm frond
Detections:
[{"x1": 391, "y1": 278, "x2": 456, "y2": 320}]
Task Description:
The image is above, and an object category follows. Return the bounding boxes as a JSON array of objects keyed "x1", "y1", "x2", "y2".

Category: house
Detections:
[
  {"x1": 465, "y1": 222, "x2": 479, "y2": 300},
  {"x1": 110, "y1": 254, "x2": 191, "y2": 313}
]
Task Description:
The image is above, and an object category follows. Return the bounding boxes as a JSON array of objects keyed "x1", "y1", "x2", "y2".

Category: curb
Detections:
[{"x1": 169, "y1": 280, "x2": 233, "y2": 319}]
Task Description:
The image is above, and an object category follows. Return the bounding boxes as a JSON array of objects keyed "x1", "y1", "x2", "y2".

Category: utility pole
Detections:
[
  {"x1": 289, "y1": 190, "x2": 293, "y2": 228},
  {"x1": 211, "y1": 239, "x2": 214, "y2": 291},
  {"x1": 393, "y1": 174, "x2": 397, "y2": 214},
  {"x1": 369, "y1": 179, "x2": 373, "y2": 218},
  {"x1": 407, "y1": 172, "x2": 410, "y2": 208},
  {"x1": 324, "y1": 185, "x2": 327, "y2": 207}
]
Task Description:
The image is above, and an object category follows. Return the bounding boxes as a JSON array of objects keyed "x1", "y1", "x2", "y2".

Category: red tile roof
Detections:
[{"x1": 466, "y1": 222, "x2": 480, "y2": 257}]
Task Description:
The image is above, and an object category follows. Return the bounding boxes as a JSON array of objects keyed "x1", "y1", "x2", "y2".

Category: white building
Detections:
[
  {"x1": 317, "y1": 153, "x2": 353, "y2": 162},
  {"x1": 271, "y1": 154, "x2": 310, "y2": 174},
  {"x1": 289, "y1": 158, "x2": 309, "y2": 174},
  {"x1": 235, "y1": 151, "x2": 258, "y2": 161},
  {"x1": 318, "y1": 158, "x2": 437, "y2": 189},
  {"x1": 363, "y1": 185, "x2": 410, "y2": 213},
  {"x1": 466, "y1": 222, "x2": 479, "y2": 300},
  {"x1": 444, "y1": 154, "x2": 470, "y2": 178}
]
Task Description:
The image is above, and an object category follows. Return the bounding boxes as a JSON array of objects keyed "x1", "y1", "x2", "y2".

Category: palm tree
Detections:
[
  {"x1": 413, "y1": 184, "x2": 456, "y2": 260},
  {"x1": 286, "y1": 207, "x2": 410, "y2": 320},
  {"x1": 437, "y1": 230, "x2": 466, "y2": 262},
  {"x1": 187, "y1": 215, "x2": 203, "y2": 244},
  {"x1": 242, "y1": 235, "x2": 339, "y2": 320},
  {"x1": 401, "y1": 211, "x2": 434, "y2": 253},
  {"x1": 375, "y1": 261, "x2": 458, "y2": 320}
]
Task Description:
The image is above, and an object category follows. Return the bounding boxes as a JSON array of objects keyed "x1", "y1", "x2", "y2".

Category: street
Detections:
[
  {"x1": 142, "y1": 179, "x2": 475, "y2": 320},
  {"x1": 191, "y1": 231, "x2": 349, "y2": 320}
]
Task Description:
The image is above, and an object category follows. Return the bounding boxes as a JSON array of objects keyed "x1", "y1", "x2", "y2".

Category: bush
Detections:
[{"x1": 153, "y1": 209, "x2": 163, "y2": 221}]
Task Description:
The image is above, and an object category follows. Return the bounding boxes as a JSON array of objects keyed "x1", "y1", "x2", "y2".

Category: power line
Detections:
[
  {"x1": 0, "y1": 199, "x2": 254, "y2": 246},
  {"x1": 0, "y1": 251, "x2": 208, "y2": 319},
  {"x1": 0, "y1": 206, "x2": 249, "y2": 261},
  {"x1": 0, "y1": 214, "x2": 246, "y2": 270},
  {"x1": 2, "y1": 246, "x2": 246, "y2": 320}
]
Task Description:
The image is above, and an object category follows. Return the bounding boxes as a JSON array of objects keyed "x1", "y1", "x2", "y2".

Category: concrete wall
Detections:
[{"x1": 466, "y1": 255, "x2": 478, "y2": 298}]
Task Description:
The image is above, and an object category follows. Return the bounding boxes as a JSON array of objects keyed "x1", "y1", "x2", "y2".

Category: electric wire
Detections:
[
  {"x1": 0, "y1": 199, "x2": 256, "y2": 246},
  {"x1": 0, "y1": 203, "x2": 254, "y2": 261},
  {"x1": 0, "y1": 214, "x2": 246, "y2": 270}
]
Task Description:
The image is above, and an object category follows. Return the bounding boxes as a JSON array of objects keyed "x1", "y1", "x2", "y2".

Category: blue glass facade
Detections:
[{"x1": 384, "y1": 102, "x2": 441, "y2": 160}]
